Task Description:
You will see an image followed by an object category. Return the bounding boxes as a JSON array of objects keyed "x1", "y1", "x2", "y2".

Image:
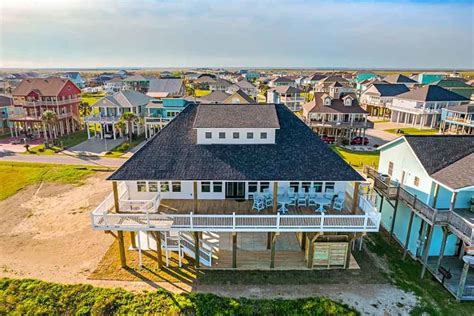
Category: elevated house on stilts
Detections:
[{"x1": 91, "y1": 103, "x2": 381, "y2": 271}]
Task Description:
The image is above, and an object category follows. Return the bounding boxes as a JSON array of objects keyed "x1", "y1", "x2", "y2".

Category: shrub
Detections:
[{"x1": 0, "y1": 278, "x2": 357, "y2": 315}]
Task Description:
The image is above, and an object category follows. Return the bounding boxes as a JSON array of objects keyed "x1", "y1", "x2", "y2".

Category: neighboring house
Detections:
[
  {"x1": 268, "y1": 76, "x2": 296, "y2": 88},
  {"x1": 10, "y1": 78, "x2": 81, "y2": 138},
  {"x1": 266, "y1": 86, "x2": 304, "y2": 112},
  {"x1": 383, "y1": 74, "x2": 418, "y2": 87},
  {"x1": 92, "y1": 73, "x2": 115, "y2": 85},
  {"x1": 104, "y1": 77, "x2": 124, "y2": 94},
  {"x1": 200, "y1": 89, "x2": 256, "y2": 104},
  {"x1": 303, "y1": 73, "x2": 327, "y2": 87},
  {"x1": 360, "y1": 83, "x2": 410, "y2": 117},
  {"x1": 303, "y1": 92, "x2": 372, "y2": 141},
  {"x1": 118, "y1": 69, "x2": 134, "y2": 78},
  {"x1": 368, "y1": 136, "x2": 474, "y2": 301},
  {"x1": 63, "y1": 72, "x2": 86, "y2": 89},
  {"x1": 209, "y1": 78, "x2": 233, "y2": 92},
  {"x1": 145, "y1": 98, "x2": 191, "y2": 138},
  {"x1": 439, "y1": 103, "x2": 474, "y2": 135},
  {"x1": 122, "y1": 74, "x2": 151, "y2": 93},
  {"x1": 194, "y1": 74, "x2": 217, "y2": 89},
  {"x1": 387, "y1": 85, "x2": 470, "y2": 128},
  {"x1": 0, "y1": 95, "x2": 13, "y2": 134},
  {"x1": 84, "y1": 90, "x2": 150, "y2": 140},
  {"x1": 417, "y1": 72, "x2": 447, "y2": 85},
  {"x1": 434, "y1": 79, "x2": 474, "y2": 100},
  {"x1": 147, "y1": 78, "x2": 185, "y2": 98},
  {"x1": 243, "y1": 71, "x2": 260, "y2": 81},
  {"x1": 226, "y1": 79, "x2": 258, "y2": 98},
  {"x1": 91, "y1": 103, "x2": 380, "y2": 270},
  {"x1": 314, "y1": 76, "x2": 353, "y2": 95},
  {"x1": 355, "y1": 73, "x2": 378, "y2": 85}
]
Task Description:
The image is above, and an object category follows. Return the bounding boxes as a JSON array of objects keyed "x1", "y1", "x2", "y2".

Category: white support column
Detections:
[
  {"x1": 86, "y1": 123, "x2": 91, "y2": 139},
  {"x1": 112, "y1": 123, "x2": 116, "y2": 140},
  {"x1": 137, "y1": 231, "x2": 143, "y2": 268},
  {"x1": 145, "y1": 124, "x2": 148, "y2": 139}
]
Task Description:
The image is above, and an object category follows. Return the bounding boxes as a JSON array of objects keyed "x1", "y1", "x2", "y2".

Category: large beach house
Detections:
[{"x1": 91, "y1": 103, "x2": 381, "y2": 270}]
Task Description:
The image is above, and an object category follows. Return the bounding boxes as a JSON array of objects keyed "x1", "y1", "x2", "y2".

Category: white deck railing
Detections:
[{"x1": 91, "y1": 191, "x2": 380, "y2": 233}]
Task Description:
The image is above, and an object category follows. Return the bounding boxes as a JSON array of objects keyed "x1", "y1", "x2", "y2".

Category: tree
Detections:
[
  {"x1": 114, "y1": 120, "x2": 126, "y2": 138},
  {"x1": 79, "y1": 101, "x2": 92, "y2": 117},
  {"x1": 120, "y1": 112, "x2": 138, "y2": 141},
  {"x1": 41, "y1": 110, "x2": 58, "y2": 148},
  {"x1": 186, "y1": 84, "x2": 195, "y2": 97}
]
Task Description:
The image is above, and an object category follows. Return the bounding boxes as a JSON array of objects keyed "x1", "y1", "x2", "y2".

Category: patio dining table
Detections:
[
  {"x1": 277, "y1": 194, "x2": 292, "y2": 214},
  {"x1": 314, "y1": 196, "x2": 331, "y2": 213}
]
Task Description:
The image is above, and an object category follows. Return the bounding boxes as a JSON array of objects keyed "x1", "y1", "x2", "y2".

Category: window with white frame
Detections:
[
  {"x1": 248, "y1": 182, "x2": 258, "y2": 193},
  {"x1": 290, "y1": 182, "x2": 299, "y2": 192},
  {"x1": 247, "y1": 132, "x2": 254, "y2": 139},
  {"x1": 201, "y1": 182, "x2": 211, "y2": 193},
  {"x1": 205, "y1": 132, "x2": 212, "y2": 139},
  {"x1": 388, "y1": 162, "x2": 394, "y2": 176},
  {"x1": 260, "y1": 182, "x2": 270, "y2": 192},
  {"x1": 160, "y1": 182, "x2": 169, "y2": 192},
  {"x1": 233, "y1": 132, "x2": 240, "y2": 139},
  {"x1": 148, "y1": 181, "x2": 158, "y2": 192},
  {"x1": 213, "y1": 182, "x2": 223, "y2": 192},
  {"x1": 171, "y1": 182, "x2": 181, "y2": 192},
  {"x1": 314, "y1": 182, "x2": 323, "y2": 192},
  {"x1": 302, "y1": 182, "x2": 311, "y2": 192},
  {"x1": 325, "y1": 182, "x2": 335, "y2": 192},
  {"x1": 260, "y1": 132, "x2": 267, "y2": 139},
  {"x1": 219, "y1": 132, "x2": 225, "y2": 139},
  {"x1": 414, "y1": 176, "x2": 420, "y2": 187},
  {"x1": 137, "y1": 181, "x2": 147, "y2": 192}
]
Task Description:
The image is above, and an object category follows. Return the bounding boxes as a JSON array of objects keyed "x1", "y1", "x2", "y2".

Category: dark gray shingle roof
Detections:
[
  {"x1": 397, "y1": 85, "x2": 469, "y2": 102},
  {"x1": 404, "y1": 135, "x2": 474, "y2": 175},
  {"x1": 194, "y1": 104, "x2": 280, "y2": 128},
  {"x1": 109, "y1": 103, "x2": 363, "y2": 182},
  {"x1": 372, "y1": 83, "x2": 410, "y2": 97}
]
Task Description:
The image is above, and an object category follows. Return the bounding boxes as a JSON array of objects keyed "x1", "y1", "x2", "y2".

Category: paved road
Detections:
[{"x1": 0, "y1": 152, "x2": 125, "y2": 168}]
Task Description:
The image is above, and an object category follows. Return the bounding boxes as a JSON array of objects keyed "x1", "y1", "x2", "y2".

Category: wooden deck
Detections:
[
  {"x1": 158, "y1": 198, "x2": 358, "y2": 216},
  {"x1": 427, "y1": 256, "x2": 474, "y2": 300}
]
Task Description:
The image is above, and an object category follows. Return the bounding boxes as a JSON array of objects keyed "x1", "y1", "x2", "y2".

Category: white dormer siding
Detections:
[
  {"x1": 324, "y1": 97, "x2": 332, "y2": 106},
  {"x1": 196, "y1": 128, "x2": 276, "y2": 144}
]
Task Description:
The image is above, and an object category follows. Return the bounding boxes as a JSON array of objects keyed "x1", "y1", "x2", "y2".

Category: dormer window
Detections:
[
  {"x1": 343, "y1": 96, "x2": 354, "y2": 106},
  {"x1": 324, "y1": 97, "x2": 331, "y2": 106}
]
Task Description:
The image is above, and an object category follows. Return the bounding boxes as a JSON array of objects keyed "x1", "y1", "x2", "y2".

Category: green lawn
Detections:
[
  {"x1": 80, "y1": 92, "x2": 105, "y2": 107},
  {"x1": 367, "y1": 234, "x2": 474, "y2": 315},
  {"x1": 0, "y1": 278, "x2": 357, "y2": 315},
  {"x1": 384, "y1": 127, "x2": 439, "y2": 136},
  {"x1": 194, "y1": 89, "x2": 210, "y2": 97},
  {"x1": 104, "y1": 135, "x2": 145, "y2": 158},
  {"x1": 25, "y1": 130, "x2": 89, "y2": 155},
  {"x1": 0, "y1": 162, "x2": 97, "y2": 201},
  {"x1": 332, "y1": 146, "x2": 379, "y2": 169}
]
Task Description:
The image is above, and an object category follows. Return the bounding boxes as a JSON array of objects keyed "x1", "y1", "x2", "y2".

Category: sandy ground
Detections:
[{"x1": 0, "y1": 172, "x2": 418, "y2": 314}]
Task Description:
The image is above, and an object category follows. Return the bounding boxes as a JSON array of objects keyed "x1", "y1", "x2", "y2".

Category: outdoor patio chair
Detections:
[
  {"x1": 297, "y1": 193, "x2": 307, "y2": 206},
  {"x1": 288, "y1": 195, "x2": 297, "y2": 207},
  {"x1": 252, "y1": 196, "x2": 265, "y2": 212},
  {"x1": 264, "y1": 195, "x2": 273, "y2": 208},
  {"x1": 333, "y1": 197, "x2": 344, "y2": 211}
]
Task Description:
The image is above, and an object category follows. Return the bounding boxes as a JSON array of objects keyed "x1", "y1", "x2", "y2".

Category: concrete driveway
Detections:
[
  {"x1": 365, "y1": 121, "x2": 405, "y2": 147},
  {"x1": 67, "y1": 137, "x2": 125, "y2": 156}
]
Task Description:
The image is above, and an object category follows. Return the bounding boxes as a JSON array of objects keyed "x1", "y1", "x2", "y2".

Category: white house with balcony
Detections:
[
  {"x1": 266, "y1": 86, "x2": 304, "y2": 112},
  {"x1": 387, "y1": 85, "x2": 470, "y2": 129},
  {"x1": 91, "y1": 103, "x2": 380, "y2": 270},
  {"x1": 84, "y1": 90, "x2": 150, "y2": 139}
]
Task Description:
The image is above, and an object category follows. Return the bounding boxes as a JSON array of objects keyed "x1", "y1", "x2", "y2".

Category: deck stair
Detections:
[{"x1": 160, "y1": 231, "x2": 213, "y2": 267}]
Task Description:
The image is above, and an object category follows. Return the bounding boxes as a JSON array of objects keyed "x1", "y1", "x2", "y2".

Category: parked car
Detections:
[
  {"x1": 350, "y1": 136, "x2": 369, "y2": 145},
  {"x1": 321, "y1": 135, "x2": 336, "y2": 144}
]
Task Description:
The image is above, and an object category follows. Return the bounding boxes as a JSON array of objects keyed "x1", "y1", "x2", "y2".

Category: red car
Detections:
[
  {"x1": 321, "y1": 135, "x2": 336, "y2": 144},
  {"x1": 350, "y1": 136, "x2": 369, "y2": 145}
]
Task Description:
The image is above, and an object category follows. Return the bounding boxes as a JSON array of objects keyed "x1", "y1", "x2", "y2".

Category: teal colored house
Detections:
[
  {"x1": 372, "y1": 135, "x2": 474, "y2": 300},
  {"x1": 356, "y1": 73, "x2": 377, "y2": 83},
  {"x1": 417, "y1": 73, "x2": 447, "y2": 85},
  {"x1": 145, "y1": 98, "x2": 191, "y2": 138}
]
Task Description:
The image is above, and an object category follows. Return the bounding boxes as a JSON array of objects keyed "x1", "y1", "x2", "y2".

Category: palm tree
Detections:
[
  {"x1": 120, "y1": 112, "x2": 138, "y2": 141},
  {"x1": 114, "y1": 120, "x2": 126, "y2": 138},
  {"x1": 41, "y1": 110, "x2": 58, "y2": 148},
  {"x1": 79, "y1": 101, "x2": 92, "y2": 117}
]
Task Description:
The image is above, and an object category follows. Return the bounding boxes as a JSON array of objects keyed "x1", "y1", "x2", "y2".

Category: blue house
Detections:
[
  {"x1": 369, "y1": 135, "x2": 474, "y2": 300},
  {"x1": 440, "y1": 104, "x2": 474, "y2": 135},
  {"x1": 417, "y1": 72, "x2": 447, "y2": 85},
  {"x1": 64, "y1": 72, "x2": 85, "y2": 89},
  {"x1": 145, "y1": 98, "x2": 191, "y2": 138}
]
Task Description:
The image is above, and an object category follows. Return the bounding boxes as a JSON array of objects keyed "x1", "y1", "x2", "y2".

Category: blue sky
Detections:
[{"x1": 0, "y1": 0, "x2": 473, "y2": 69}]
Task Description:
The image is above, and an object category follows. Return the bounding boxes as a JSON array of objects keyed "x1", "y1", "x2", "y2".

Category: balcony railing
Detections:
[
  {"x1": 306, "y1": 120, "x2": 374, "y2": 129},
  {"x1": 445, "y1": 117, "x2": 474, "y2": 126},
  {"x1": 387, "y1": 104, "x2": 442, "y2": 114},
  {"x1": 364, "y1": 165, "x2": 473, "y2": 245},
  {"x1": 84, "y1": 114, "x2": 121, "y2": 123},
  {"x1": 8, "y1": 112, "x2": 74, "y2": 121},
  {"x1": 145, "y1": 116, "x2": 172, "y2": 124},
  {"x1": 16, "y1": 97, "x2": 81, "y2": 107},
  {"x1": 91, "y1": 184, "x2": 380, "y2": 233}
]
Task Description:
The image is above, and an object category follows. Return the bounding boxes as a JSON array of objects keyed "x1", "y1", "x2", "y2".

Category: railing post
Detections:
[
  {"x1": 190, "y1": 212, "x2": 194, "y2": 230},
  {"x1": 146, "y1": 212, "x2": 151, "y2": 228},
  {"x1": 320, "y1": 212, "x2": 325, "y2": 230},
  {"x1": 232, "y1": 212, "x2": 236, "y2": 230},
  {"x1": 363, "y1": 213, "x2": 369, "y2": 230},
  {"x1": 277, "y1": 212, "x2": 281, "y2": 230}
]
